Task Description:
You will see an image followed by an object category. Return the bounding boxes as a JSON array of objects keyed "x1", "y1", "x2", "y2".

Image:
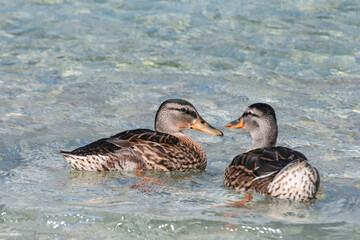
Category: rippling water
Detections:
[{"x1": 1, "y1": 0, "x2": 360, "y2": 239}]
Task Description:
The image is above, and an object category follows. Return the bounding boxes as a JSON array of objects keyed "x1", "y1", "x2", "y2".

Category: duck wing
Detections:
[
  {"x1": 61, "y1": 129, "x2": 201, "y2": 171},
  {"x1": 224, "y1": 147, "x2": 308, "y2": 194}
]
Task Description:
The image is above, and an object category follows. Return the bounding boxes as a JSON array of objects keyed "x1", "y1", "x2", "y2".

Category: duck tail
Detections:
[{"x1": 268, "y1": 159, "x2": 320, "y2": 201}]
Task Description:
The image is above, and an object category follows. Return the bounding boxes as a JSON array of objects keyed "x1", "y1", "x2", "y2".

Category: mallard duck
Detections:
[
  {"x1": 224, "y1": 103, "x2": 320, "y2": 201},
  {"x1": 60, "y1": 99, "x2": 223, "y2": 171}
]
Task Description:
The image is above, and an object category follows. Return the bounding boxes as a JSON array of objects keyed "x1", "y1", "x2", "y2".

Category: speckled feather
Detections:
[
  {"x1": 224, "y1": 147, "x2": 320, "y2": 201},
  {"x1": 60, "y1": 129, "x2": 205, "y2": 171}
]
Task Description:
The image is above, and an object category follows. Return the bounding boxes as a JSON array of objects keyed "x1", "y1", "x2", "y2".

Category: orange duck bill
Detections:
[
  {"x1": 191, "y1": 116, "x2": 223, "y2": 136},
  {"x1": 225, "y1": 117, "x2": 245, "y2": 129}
]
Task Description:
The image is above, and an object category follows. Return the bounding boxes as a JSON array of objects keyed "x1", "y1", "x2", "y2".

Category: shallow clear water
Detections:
[{"x1": 1, "y1": 0, "x2": 360, "y2": 239}]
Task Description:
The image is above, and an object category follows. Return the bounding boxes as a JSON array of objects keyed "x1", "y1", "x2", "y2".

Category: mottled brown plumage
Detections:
[
  {"x1": 224, "y1": 147, "x2": 320, "y2": 200},
  {"x1": 224, "y1": 103, "x2": 320, "y2": 201},
  {"x1": 60, "y1": 99, "x2": 223, "y2": 171}
]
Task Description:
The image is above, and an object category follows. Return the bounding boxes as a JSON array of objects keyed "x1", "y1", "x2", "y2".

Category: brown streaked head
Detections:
[{"x1": 155, "y1": 99, "x2": 223, "y2": 136}]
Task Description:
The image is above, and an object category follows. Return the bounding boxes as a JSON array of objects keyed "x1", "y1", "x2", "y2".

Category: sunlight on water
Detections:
[{"x1": 0, "y1": 0, "x2": 360, "y2": 239}]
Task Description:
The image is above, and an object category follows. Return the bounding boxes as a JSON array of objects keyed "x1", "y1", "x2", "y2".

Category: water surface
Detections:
[{"x1": 1, "y1": 0, "x2": 360, "y2": 239}]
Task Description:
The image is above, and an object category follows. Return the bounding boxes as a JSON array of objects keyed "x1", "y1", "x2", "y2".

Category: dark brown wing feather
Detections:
[
  {"x1": 111, "y1": 129, "x2": 179, "y2": 145},
  {"x1": 224, "y1": 147, "x2": 308, "y2": 193},
  {"x1": 61, "y1": 129, "x2": 178, "y2": 156},
  {"x1": 60, "y1": 138, "x2": 124, "y2": 156},
  {"x1": 61, "y1": 129, "x2": 203, "y2": 171}
]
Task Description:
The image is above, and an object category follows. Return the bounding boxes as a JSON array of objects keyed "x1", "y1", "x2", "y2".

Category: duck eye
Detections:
[
  {"x1": 180, "y1": 107, "x2": 187, "y2": 113},
  {"x1": 246, "y1": 111, "x2": 259, "y2": 117}
]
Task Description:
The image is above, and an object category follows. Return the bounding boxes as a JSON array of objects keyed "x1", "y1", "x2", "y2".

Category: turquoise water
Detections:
[{"x1": 1, "y1": 0, "x2": 360, "y2": 239}]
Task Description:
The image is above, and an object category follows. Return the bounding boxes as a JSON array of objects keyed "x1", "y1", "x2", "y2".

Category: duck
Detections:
[
  {"x1": 60, "y1": 99, "x2": 223, "y2": 171},
  {"x1": 224, "y1": 103, "x2": 320, "y2": 201}
]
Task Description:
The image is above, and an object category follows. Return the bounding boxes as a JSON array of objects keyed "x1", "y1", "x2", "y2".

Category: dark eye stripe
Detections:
[
  {"x1": 244, "y1": 112, "x2": 259, "y2": 117},
  {"x1": 168, "y1": 107, "x2": 182, "y2": 111},
  {"x1": 169, "y1": 107, "x2": 188, "y2": 113},
  {"x1": 168, "y1": 107, "x2": 198, "y2": 118}
]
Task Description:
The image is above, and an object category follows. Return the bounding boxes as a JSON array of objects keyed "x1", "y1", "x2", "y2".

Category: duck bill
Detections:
[
  {"x1": 191, "y1": 116, "x2": 223, "y2": 136},
  {"x1": 225, "y1": 117, "x2": 245, "y2": 129}
]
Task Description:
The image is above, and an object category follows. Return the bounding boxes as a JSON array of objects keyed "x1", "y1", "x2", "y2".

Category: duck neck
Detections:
[
  {"x1": 173, "y1": 132, "x2": 207, "y2": 168},
  {"x1": 248, "y1": 123, "x2": 278, "y2": 151}
]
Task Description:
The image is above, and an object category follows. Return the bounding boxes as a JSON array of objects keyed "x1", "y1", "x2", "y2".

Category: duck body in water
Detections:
[
  {"x1": 224, "y1": 103, "x2": 320, "y2": 201},
  {"x1": 61, "y1": 99, "x2": 223, "y2": 171}
]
